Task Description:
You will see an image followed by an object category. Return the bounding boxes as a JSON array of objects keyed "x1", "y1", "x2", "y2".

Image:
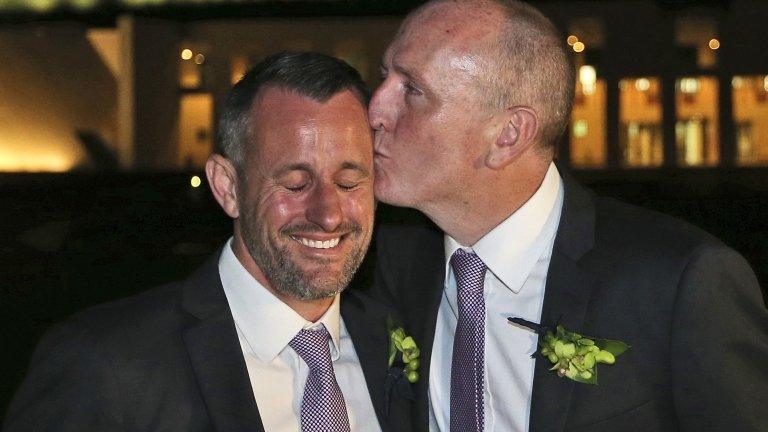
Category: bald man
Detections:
[{"x1": 369, "y1": 1, "x2": 768, "y2": 431}]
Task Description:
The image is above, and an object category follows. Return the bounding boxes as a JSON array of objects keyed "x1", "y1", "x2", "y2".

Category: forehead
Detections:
[
  {"x1": 248, "y1": 87, "x2": 372, "y2": 168},
  {"x1": 385, "y1": 3, "x2": 501, "y2": 80},
  {"x1": 393, "y1": 3, "x2": 501, "y2": 53}
]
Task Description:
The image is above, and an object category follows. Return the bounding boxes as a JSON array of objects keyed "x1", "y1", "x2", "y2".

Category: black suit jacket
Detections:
[
  {"x1": 373, "y1": 173, "x2": 768, "y2": 432},
  {"x1": 4, "y1": 251, "x2": 410, "y2": 431}
]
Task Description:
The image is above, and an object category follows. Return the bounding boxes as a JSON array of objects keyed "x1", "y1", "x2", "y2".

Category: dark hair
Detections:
[{"x1": 215, "y1": 51, "x2": 371, "y2": 166}]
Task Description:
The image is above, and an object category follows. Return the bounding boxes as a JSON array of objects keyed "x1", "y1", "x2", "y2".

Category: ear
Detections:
[
  {"x1": 205, "y1": 154, "x2": 240, "y2": 219},
  {"x1": 485, "y1": 106, "x2": 539, "y2": 170}
]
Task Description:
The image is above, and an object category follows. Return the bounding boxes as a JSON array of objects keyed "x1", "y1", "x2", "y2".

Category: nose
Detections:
[
  {"x1": 369, "y1": 79, "x2": 395, "y2": 132},
  {"x1": 305, "y1": 182, "x2": 343, "y2": 232}
]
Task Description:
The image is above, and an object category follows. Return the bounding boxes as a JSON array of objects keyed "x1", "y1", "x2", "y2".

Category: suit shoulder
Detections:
[
  {"x1": 60, "y1": 280, "x2": 189, "y2": 353},
  {"x1": 591, "y1": 195, "x2": 726, "y2": 256},
  {"x1": 375, "y1": 204, "x2": 441, "y2": 246}
]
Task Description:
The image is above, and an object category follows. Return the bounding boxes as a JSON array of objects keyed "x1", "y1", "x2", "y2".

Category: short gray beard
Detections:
[{"x1": 241, "y1": 219, "x2": 368, "y2": 301}]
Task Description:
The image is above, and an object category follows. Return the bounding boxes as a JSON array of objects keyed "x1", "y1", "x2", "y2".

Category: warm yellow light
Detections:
[
  {"x1": 635, "y1": 78, "x2": 651, "y2": 92},
  {"x1": 573, "y1": 42, "x2": 585, "y2": 53},
  {"x1": 679, "y1": 77, "x2": 700, "y2": 94},
  {"x1": 29, "y1": 0, "x2": 58, "y2": 12},
  {"x1": 708, "y1": 38, "x2": 720, "y2": 50},
  {"x1": 566, "y1": 35, "x2": 579, "y2": 46},
  {"x1": 0, "y1": 149, "x2": 75, "y2": 172},
  {"x1": 579, "y1": 65, "x2": 597, "y2": 95},
  {"x1": 764, "y1": 75, "x2": 768, "y2": 92},
  {"x1": 194, "y1": 53, "x2": 205, "y2": 65},
  {"x1": 70, "y1": 0, "x2": 97, "y2": 10},
  {"x1": 181, "y1": 49, "x2": 193, "y2": 60},
  {"x1": 732, "y1": 76, "x2": 744, "y2": 89},
  {"x1": 190, "y1": 175, "x2": 202, "y2": 188}
]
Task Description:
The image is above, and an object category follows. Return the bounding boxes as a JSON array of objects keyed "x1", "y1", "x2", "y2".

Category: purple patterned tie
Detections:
[
  {"x1": 289, "y1": 326, "x2": 351, "y2": 432},
  {"x1": 450, "y1": 249, "x2": 487, "y2": 432}
]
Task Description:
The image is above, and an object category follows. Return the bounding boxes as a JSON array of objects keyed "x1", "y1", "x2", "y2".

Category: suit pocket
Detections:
[{"x1": 567, "y1": 399, "x2": 675, "y2": 432}]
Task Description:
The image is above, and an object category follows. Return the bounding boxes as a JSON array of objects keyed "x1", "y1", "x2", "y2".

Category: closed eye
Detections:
[
  {"x1": 285, "y1": 183, "x2": 308, "y2": 192},
  {"x1": 338, "y1": 183, "x2": 360, "y2": 191},
  {"x1": 404, "y1": 81, "x2": 422, "y2": 96}
]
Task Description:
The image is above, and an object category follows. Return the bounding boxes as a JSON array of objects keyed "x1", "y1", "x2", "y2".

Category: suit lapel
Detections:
[
  {"x1": 341, "y1": 290, "x2": 390, "y2": 429},
  {"x1": 529, "y1": 170, "x2": 597, "y2": 432},
  {"x1": 181, "y1": 255, "x2": 264, "y2": 432},
  {"x1": 401, "y1": 227, "x2": 445, "y2": 429}
]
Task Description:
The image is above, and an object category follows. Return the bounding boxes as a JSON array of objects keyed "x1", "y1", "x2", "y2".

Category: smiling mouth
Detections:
[{"x1": 291, "y1": 236, "x2": 342, "y2": 249}]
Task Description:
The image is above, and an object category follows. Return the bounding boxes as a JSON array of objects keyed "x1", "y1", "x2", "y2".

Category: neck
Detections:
[
  {"x1": 230, "y1": 234, "x2": 334, "y2": 322},
  {"x1": 423, "y1": 159, "x2": 550, "y2": 246}
]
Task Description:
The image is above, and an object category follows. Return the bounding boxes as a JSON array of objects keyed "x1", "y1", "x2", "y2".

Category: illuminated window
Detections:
[
  {"x1": 619, "y1": 77, "x2": 664, "y2": 167},
  {"x1": 570, "y1": 65, "x2": 607, "y2": 168},
  {"x1": 179, "y1": 44, "x2": 207, "y2": 89},
  {"x1": 567, "y1": 19, "x2": 606, "y2": 168},
  {"x1": 732, "y1": 75, "x2": 768, "y2": 166},
  {"x1": 231, "y1": 56, "x2": 250, "y2": 85},
  {"x1": 675, "y1": 17, "x2": 718, "y2": 70},
  {"x1": 675, "y1": 76, "x2": 719, "y2": 167},
  {"x1": 178, "y1": 93, "x2": 213, "y2": 169}
]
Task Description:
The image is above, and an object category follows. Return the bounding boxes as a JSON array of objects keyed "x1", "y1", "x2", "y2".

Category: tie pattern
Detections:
[
  {"x1": 450, "y1": 249, "x2": 487, "y2": 432},
  {"x1": 289, "y1": 326, "x2": 351, "y2": 432}
]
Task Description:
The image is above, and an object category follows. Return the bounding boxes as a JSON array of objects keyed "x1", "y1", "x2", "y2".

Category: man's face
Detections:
[
  {"x1": 236, "y1": 87, "x2": 374, "y2": 300},
  {"x1": 369, "y1": 6, "x2": 497, "y2": 210}
]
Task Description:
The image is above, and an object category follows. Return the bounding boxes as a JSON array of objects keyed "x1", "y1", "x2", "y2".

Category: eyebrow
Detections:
[
  {"x1": 339, "y1": 162, "x2": 370, "y2": 177},
  {"x1": 392, "y1": 62, "x2": 421, "y2": 84},
  {"x1": 274, "y1": 163, "x2": 312, "y2": 177}
]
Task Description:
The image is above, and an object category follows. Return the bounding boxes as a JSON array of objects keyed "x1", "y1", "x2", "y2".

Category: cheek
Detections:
[
  {"x1": 343, "y1": 189, "x2": 375, "y2": 224},
  {"x1": 257, "y1": 193, "x2": 307, "y2": 231}
]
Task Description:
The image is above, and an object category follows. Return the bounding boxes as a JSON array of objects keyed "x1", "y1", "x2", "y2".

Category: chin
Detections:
[{"x1": 374, "y1": 179, "x2": 403, "y2": 206}]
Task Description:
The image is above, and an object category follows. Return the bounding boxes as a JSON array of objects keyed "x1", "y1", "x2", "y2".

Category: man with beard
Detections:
[
  {"x1": 6, "y1": 52, "x2": 405, "y2": 432},
  {"x1": 369, "y1": 0, "x2": 768, "y2": 431}
]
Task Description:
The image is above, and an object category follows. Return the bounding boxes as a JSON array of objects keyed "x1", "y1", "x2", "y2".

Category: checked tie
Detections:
[
  {"x1": 449, "y1": 249, "x2": 488, "y2": 432},
  {"x1": 289, "y1": 326, "x2": 351, "y2": 432}
]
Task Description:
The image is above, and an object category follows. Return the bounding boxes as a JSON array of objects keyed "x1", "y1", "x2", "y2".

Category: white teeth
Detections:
[{"x1": 295, "y1": 236, "x2": 340, "y2": 249}]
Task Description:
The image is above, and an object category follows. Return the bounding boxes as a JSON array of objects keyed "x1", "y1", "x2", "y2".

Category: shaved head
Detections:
[{"x1": 402, "y1": 0, "x2": 574, "y2": 148}]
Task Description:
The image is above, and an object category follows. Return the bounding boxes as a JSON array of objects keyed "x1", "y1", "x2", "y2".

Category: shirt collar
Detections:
[
  {"x1": 444, "y1": 162, "x2": 564, "y2": 293},
  {"x1": 218, "y1": 238, "x2": 342, "y2": 363}
]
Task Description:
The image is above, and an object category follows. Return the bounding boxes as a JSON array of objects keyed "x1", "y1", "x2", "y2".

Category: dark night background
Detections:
[{"x1": 2, "y1": 0, "x2": 768, "y2": 422}]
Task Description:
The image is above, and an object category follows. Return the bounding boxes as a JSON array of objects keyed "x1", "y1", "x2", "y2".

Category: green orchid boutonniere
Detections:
[
  {"x1": 388, "y1": 326, "x2": 420, "y2": 383},
  {"x1": 384, "y1": 320, "x2": 419, "y2": 415},
  {"x1": 509, "y1": 317, "x2": 630, "y2": 385}
]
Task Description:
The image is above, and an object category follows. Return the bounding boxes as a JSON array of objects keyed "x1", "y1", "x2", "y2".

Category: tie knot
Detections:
[
  {"x1": 450, "y1": 249, "x2": 487, "y2": 293},
  {"x1": 289, "y1": 326, "x2": 333, "y2": 373}
]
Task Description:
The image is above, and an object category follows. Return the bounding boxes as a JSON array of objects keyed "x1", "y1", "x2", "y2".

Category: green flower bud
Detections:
[
  {"x1": 402, "y1": 352, "x2": 411, "y2": 363},
  {"x1": 406, "y1": 370, "x2": 419, "y2": 383},
  {"x1": 565, "y1": 363, "x2": 579, "y2": 379},
  {"x1": 562, "y1": 343, "x2": 577, "y2": 359},
  {"x1": 406, "y1": 358, "x2": 419, "y2": 371},
  {"x1": 547, "y1": 353, "x2": 559, "y2": 364},
  {"x1": 584, "y1": 352, "x2": 596, "y2": 369},
  {"x1": 579, "y1": 370, "x2": 593, "y2": 380},
  {"x1": 401, "y1": 336, "x2": 417, "y2": 350},
  {"x1": 410, "y1": 347, "x2": 420, "y2": 359},
  {"x1": 391, "y1": 328, "x2": 405, "y2": 342},
  {"x1": 554, "y1": 340, "x2": 565, "y2": 357},
  {"x1": 596, "y1": 350, "x2": 615, "y2": 364},
  {"x1": 578, "y1": 338, "x2": 595, "y2": 346}
]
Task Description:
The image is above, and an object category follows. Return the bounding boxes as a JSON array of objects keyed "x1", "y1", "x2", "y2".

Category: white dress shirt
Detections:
[
  {"x1": 429, "y1": 163, "x2": 564, "y2": 432},
  {"x1": 218, "y1": 239, "x2": 382, "y2": 432}
]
